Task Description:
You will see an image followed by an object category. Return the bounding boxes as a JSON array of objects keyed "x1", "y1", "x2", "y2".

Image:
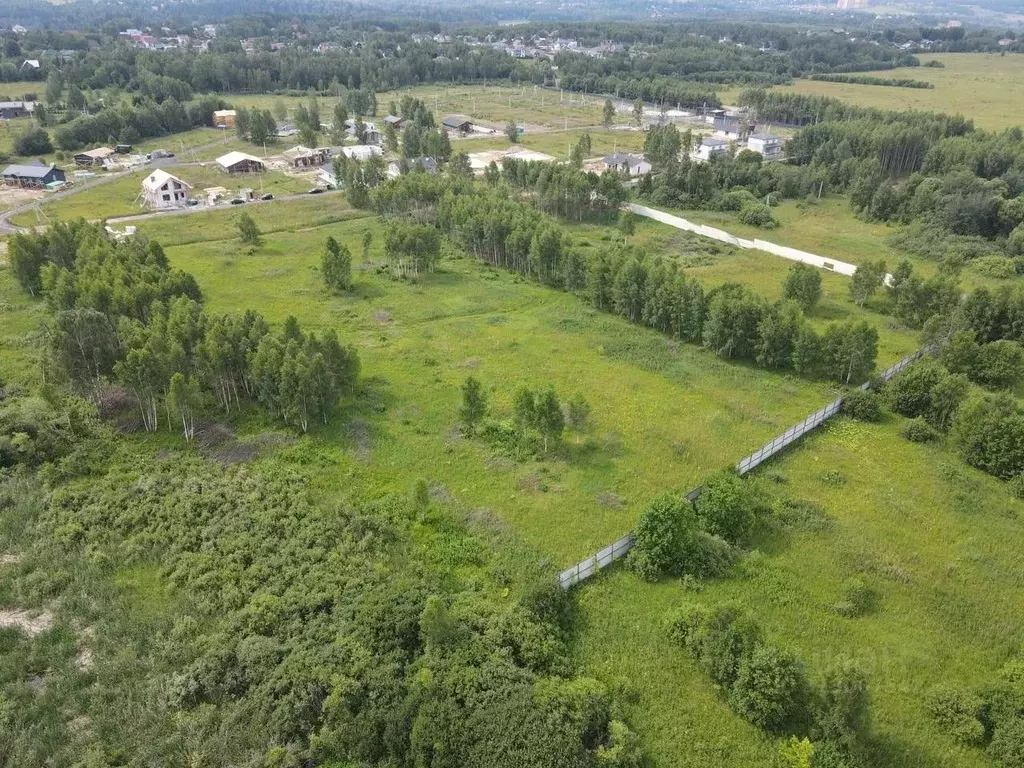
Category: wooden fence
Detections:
[{"x1": 557, "y1": 347, "x2": 930, "y2": 589}]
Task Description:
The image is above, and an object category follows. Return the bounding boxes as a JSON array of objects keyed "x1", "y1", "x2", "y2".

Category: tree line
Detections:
[{"x1": 8, "y1": 221, "x2": 359, "y2": 436}]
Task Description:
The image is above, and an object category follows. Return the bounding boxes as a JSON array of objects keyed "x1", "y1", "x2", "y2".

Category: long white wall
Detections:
[{"x1": 627, "y1": 202, "x2": 860, "y2": 278}]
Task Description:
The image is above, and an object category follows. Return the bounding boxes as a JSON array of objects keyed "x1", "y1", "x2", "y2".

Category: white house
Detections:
[
  {"x1": 601, "y1": 152, "x2": 652, "y2": 176},
  {"x1": 344, "y1": 120, "x2": 381, "y2": 145},
  {"x1": 141, "y1": 169, "x2": 191, "y2": 209},
  {"x1": 386, "y1": 156, "x2": 439, "y2": 179},
  {"x1": 340, "y1": 145, "x2": 383, "y2": 161},
  {"x1": 746, "y1": 133, "x2": 783, "y2": 159},
  {"x1": 692, "y1": 137, "x2": 729, "y2": 162}
]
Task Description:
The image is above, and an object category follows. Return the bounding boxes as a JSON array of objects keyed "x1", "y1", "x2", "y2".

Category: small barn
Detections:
[
  {"x1": 601, "y1": 153, "x2": 651, "y2": 177},
  {"x1": 216, "y1": 151, "x2": 265, "y2": 174},
  {"x1": 283, "y1": 145, "x2": 330, "y2": 168},
  {"x1": 383, "y1": 115, "x2": 406, "y2": 130},
  {"x1": 213, "y1": 109, "x2": 237, "y2": 129},
  {"x1": 442, "y1": 115, "x2": 473, "y2": 135},
  {"x1": 141, "y1": 169, "x2": 192, "y2": 209},
  {"x1": 1, "y1": 161, "x2": 66, "y2": 188},
  {"x1": 74, "y1": 147, "x2": 116, "y2": 166},
  {"x1": 0, "y1": 101, "x2": 32, "y2": 119}
]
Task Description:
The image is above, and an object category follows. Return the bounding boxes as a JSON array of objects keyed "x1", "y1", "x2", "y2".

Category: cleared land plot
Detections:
[
  {"x1": 8, "y1": 164, "x2": 312, "y2": 226},
  {"x1": 132, "y1": 209, "x2": 843, "y2": 565},
  {"x1": 577, "y1": 416, "x2": 1024, "y2": 768},
  {"x1": 719, "y1": 53, "x2": 1024, "y2": 131},
  {"x1": 457, "y1": 127, "x2": 646, "y2": 160}
]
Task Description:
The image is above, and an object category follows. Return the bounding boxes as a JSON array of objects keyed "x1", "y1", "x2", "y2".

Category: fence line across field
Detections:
[{"x1": 558, "y1": 346, "x2": 931, "y2": 589}]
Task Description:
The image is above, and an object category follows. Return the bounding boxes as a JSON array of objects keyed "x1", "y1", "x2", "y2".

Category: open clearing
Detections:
[{"x1": 719, "y1": 53, "x2": 1024, "y2": 131}]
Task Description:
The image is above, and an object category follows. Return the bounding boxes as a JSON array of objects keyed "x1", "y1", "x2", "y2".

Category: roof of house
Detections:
[
  {"x1": 213, "y1": 109, "x2": 237, "y2": 117},
  {"x1": 2, "y1": 162, "x2": 59, "y2": 178},
  {"x1": 76, "y1": 146, "x2": 115, "y2": 159},
  {"x1": 22, "y1": 59, "x2": 40, "y2": 68},
  {"x1": 442, "y1": 115, "x2": 472, "y2": 128},
  {"x1": 142, "y1": 169, "x2": 190, "y2": 191},
  {"x1": 383, "y1": 115, "x2": 404, "y2": 124},
  {"x1": 216, "y1": 150, "x2": 264, "y2": 168},
  {"x1": 408, "y1": 156, "x2": 439, "y2": 172},
  {"x1": 0, "y1": 101, "x2": 30, "y2": 110},
  {"x1": 700, "y1": 137, "x2": 729, "y2": 147},
  {"x1": 748, "y1": 132, "x2": 781, "y2": 141}
]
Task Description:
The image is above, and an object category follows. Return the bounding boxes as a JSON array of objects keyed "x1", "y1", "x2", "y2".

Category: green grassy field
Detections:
[
  {"x1": 129, "y1": 209, "x2": 842, "y2": 564},
  {"x1": 718, "y1": 53, "x2": 1024, "y2": 131},
  {"x1": 578, "y1": 415, "x2": 1023, "y2": 768},
  {"x1": 455, "y1": 127, "x2": 646, "y2": 160},
  {"x1": 8, "y1": 164, "x2": 312, "y2": 226}
]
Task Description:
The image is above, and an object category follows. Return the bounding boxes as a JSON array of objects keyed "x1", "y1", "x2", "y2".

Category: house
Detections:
[
  {"x1": 212, "y1": 109, "x2": 237, "y2": 129},
  {"x1": 442, "y1": 115, "x2": 473, "y2": 134},
  {"x1": 713, "y1": 116, "x2": 744, "y2": 139},
  {"x1": 386, "y1": 156, "x2": 439, "y2": 179},
  {"x1": 1, "y1": 161, "x2": 65, "y2": 188},
  {"x1": 0, "y1": 101, "x2": 31, "y2": 119},
  {"x1": 383, "y1": 115, "x2": 405, "y2": 130},
  {"x1": 216, "y1": 150, "x2": 265, "y2": 174},
  {"x1": 340, "y1": 145, "x2": 383, "y2": 162},
  {"x1": 343, "y1": 119, "x2": 381, "y2": 145},
  {"x1": 692, "y1": 137, "x2": 729, "y2": 162},
  {"x1": 601, "y1": 152, "x2": 652, "y2": 176},
  {"x1": 276, "y1": 123, "x2": 298, "y2": 137},
  {"x1": 746, "y1": 133, "x2": 783, "y2": 159},
  {"x1": 317, "y1": 168, "x2": 341, "y2": 189},
  {"x1": 74, "y1": 147, "x2": 116, "y2": 166},
  {"x1": 141, "y1": 169, "x2": 191, "y2": 209},
  {"x1": 283, "y1": 145, "x2": 330, "y2": 168},
  {"x1": 21, "y1": 59, "x2": 40, "y2": 70},
  {"x1": 115, "y1": 143, "x2": 133, "y2": 154}
]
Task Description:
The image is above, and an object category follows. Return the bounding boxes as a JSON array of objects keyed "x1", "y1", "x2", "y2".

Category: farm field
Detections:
[
  {"x1": 456, "y1": 126, "x2": 646, "y2": 160},
  {"x1": 718, "y1": 53, "x2": 1024, "y2": 131},
  {"x1": 577, "y1": 415, "x2": 1024, "y2": 768},
  {"x1": 129, "y1": 208, "x2": 845, "y2": 565}
]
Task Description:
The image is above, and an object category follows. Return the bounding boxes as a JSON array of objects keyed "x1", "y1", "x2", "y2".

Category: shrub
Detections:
[
  {"x1": 689, "y1": 531, "x2": 737, "y2": 579},
  {"x1": 627, "y1": 492, "x2": 700, "y2": 581},
  {"x1": 829, "y1": 577, "x2": 877, "y2": 618},
  {"x1": 841, "y1": 389, "x2": 881, "y2": 422},
  {"x1": 738, "y1": 203, "x2": 778, "y2": 229},
  {"x1": 816, "y1": 661, "x2": 871, "y2": 752},
  {"x1": 988, "y1": 717, "x2": 1024, "y2": 768},
  {"x1": 1009, "y1": 475, "x2": 1024, "y2": 500},
  {"x1": 975, "y1": 340, "x2": 1024, "y2": 390},
  {"x1": 971, "y1": 255, "x2": 1016, "y2": 280},
  {"x1": 729, "y1": 644, "x2": 812, "y2": 733},
  {"x1": 694, "y1": 470, "x2": 758, "y2": 544},
  {"x1": 902, "y1": 417, "x2": 939, "y2": 443},
  {"x1": 688, "y1": 603, "x2": 762, "y2": 689},
  {"x1": 14, "y1": 127, "x2": 53, "y2": 156},
  {"x1": 774, "y1": 499, "x2": 833, "y2": 533},
  {"x1": 924, "y1": 685, "x2": 985, "y2": 746},
  {"x1": 884, "y1": 363, "x2": 944, "y2": 418}
]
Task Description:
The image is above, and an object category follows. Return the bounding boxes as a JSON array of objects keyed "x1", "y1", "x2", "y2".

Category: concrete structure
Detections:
[
  {"x1": 74, "y1": 147, "x2": 116, "y2": 166},
  {"x1": 601, "y1": 152, "x2": 652, "y2": 176},
  {"x1": 692, "y1": 137, "x2": 729, "y2": 162},
  {"x1": 283, "y1": 145, "x2": 330, "y2": 168},
  {"x1": 1, "y1": 161, "x2": 65, "y2": 188},
  {"x1": 216, "y1": 150, "x2": 265, "y2": 174},
  {"x1": 0, "y1": 101, "x2": 32, "y2": 119},
  {"x1": 212, "y1": 109, "x2": 236, "y2": 129},
  {"x1": 141, "y1": 169, "x2": 191, "y2": 209},
  {"x1": 387, "y1": 156, "x2": 439, "y2": 179},
  {"x1": 746, "y1": 133, "x2": 783, "y2": 159},
  {"x1": 340, "y1": 145, "x2": 383, "y2": 161}
]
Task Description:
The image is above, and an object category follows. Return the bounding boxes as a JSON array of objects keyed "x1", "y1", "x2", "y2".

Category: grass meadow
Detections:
[{"x1": 719, "y1": 53, "x2": 1024, "y2": 131}]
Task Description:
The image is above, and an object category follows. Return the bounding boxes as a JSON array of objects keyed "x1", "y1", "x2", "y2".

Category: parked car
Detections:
[
  {"x1": 230, "y1": 198, "x2": 246, "y2": 205},
  {"x1": 186, "y1": 199, "x2": 200, "y2": 207},
  {"x1": 260, "y1": 193, "x2": 274, "y2": 201},
  {"x1": 308, "y1": 187, "x2": 324, "y2": 195}
]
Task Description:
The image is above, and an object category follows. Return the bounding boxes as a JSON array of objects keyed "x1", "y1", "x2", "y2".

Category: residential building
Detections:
[
  {"x1": 442, "y1": 115, "x2": 473, "y2": 134},
  {"x1": 0, "y1": 101, "x2": 32, "y2": 119},
  {"x1": 601, "y1": 152, "x2": 652, "y2": 176},
  {"x1": 216, "y1": 151, "x2": 265, "y2": 174},
  {"x1": 340, "y1": 145, "x2": 383, "y2": 162},
  {"x1": 74, "y1": 147, "x2": 116, "y2": 166},
  {"x1": 1, "y1": 161, "x2": 65, "y2": 188},
  {"x1": 692, "y1": 137, "x2": 729, "y2": 162},
  {"x1": 283, "y1": 145, "x2": 330, "y2": 168},
  {"x1": 713, "y1": 116, "x2": 744, "y2": 139},
  {"x1": 746, "y1": 133, "x2": 783, "y2": 159},
  {"x1": 213, "y1": 109, "x2": 237, "y2": 129},
  {"x1": 141, "y1": 169, "x2": 192, "y2": 209},
  {"x1": 386, "y1": 156, "x2": 439, "y2": 179},
  {"x1": 383, "y1": 115, "x2": 405, "y2": 130},
  {"x1": 344, "y1": 120, "x2": 381, "y2": 145}
]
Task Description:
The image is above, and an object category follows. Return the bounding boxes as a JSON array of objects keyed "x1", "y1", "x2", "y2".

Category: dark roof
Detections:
[
  {"x1": 442, "y1": 115, "x2": 472, "y2": 128},
  {"x1": 701, "y1": 137, "x2": 729, "y2": 147},
  {"x1": 383, "y1": 114, "x2": 404, "y2": 124},
  {"x1": 748, "y1": 132, "x2": 781, "y2": 141},
  {"x1": 412, "y1": 156, "x2": 438, "y2": 172},
  {"x1": 2, "y1": 163, "x2": 58, "y2": 178}
]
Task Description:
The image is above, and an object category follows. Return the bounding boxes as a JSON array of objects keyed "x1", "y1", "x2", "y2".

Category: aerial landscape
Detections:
[{"x1": 0, "y1": 0, "x2": 1023, "y2": 765}]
